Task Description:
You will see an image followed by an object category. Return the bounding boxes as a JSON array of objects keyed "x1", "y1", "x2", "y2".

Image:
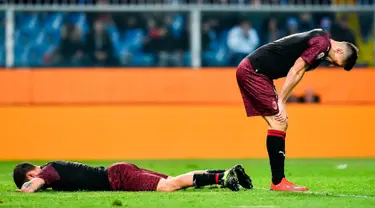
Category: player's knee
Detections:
[
  {"x1": 157, "y1": 179, "x2": 181, "y2": 192},
  {"x1": 269, "y1": 117, "x2": 288, "y2": 131},
  {"x1": 164, "y1": 181, "x2": 181, "y2": 192}
]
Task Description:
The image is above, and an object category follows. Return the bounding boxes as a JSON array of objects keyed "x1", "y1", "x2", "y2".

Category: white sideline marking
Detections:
[
  {"x1": 336, "y1": 164, "x2": 348, "y2": 169},
  {"x1": 255, "y1": 188, "x2": 375, "y2": 199}
]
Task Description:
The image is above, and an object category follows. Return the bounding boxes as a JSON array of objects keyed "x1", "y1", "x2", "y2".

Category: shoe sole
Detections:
[
  {"x1": 225, "y1": 168, "x2": 240, "y2": 191},
  {"x1": 234, "y1": 165, "x2": 253, "y2": 189},
  {"x1": 270, "y1": 188, "x2": 309, "y2": 192}
]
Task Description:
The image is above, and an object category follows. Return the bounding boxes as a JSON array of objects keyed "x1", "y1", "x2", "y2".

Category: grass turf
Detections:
[{"x1": 0, "y1": 159, "x2": 375, "y2": 208}]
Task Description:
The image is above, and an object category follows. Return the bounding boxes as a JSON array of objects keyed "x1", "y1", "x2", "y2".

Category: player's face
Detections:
[
  {"x1": 329, "y1": 47, "x2": 345, "y2": 67},
  {"x1": 329, "y1": 60, "x2": 342, "y2": 67},
  {"x1": 25, "y1": 166, "x2": 41, "y2": 181}
]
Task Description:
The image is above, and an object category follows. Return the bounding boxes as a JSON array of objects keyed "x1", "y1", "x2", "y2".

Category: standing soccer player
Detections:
[{"x1": 236, "y1": 28, "x2": 358, "y2": 191}]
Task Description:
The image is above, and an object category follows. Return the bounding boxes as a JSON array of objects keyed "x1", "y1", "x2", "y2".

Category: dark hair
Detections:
[
  {"x1": 343, "y1": 42, "x2": 359, "y2": 71},
  {"x1": 13, "y1": 162, "x2": 36, "y2": 189}
]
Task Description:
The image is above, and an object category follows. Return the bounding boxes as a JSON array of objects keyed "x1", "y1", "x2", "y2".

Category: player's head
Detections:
[
  {"x1": 328, "y1": 41, "x2": 359, "y2": 71},
  {"x1": 13, "y1": 162, "x2": 41, "y2": 189}
]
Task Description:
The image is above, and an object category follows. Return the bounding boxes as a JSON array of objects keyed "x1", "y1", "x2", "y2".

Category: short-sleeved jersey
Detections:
[
  {"x1": 247, "y1": 29, "x2": 331, "y2": 80},
  {"x1": 36, "y1": 161, "x2": 111, "y2": 191}
]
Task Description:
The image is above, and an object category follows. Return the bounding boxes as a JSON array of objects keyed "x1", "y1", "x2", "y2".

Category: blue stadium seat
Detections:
[
  {"x1": 218, "y1": 30, "x2": 229, "y2": 48},
  {"x1": 35, "y1": 31, "x2": 46, "y2": 45},
  {"x1": 171, "y1": 15, "x2": 184, "y2": 38},
  {"x1": 184, "y1": 52, "x2": 191, "y2": 67},
  {"x1": 44, "y1": 12, "x2": 64, "y2": 34},
  {"x1": 26, "y1": 45, "x2": 46, "y2": 66},
  {"x1": 121, "y1": 29, "x2": 144, "y2": 53},
  {"x1": 106, "y1": 25, "x2": 121, "y2": 58},
  {"x1": 0, "y1": 46, "x2": 5, "y2": 66},
  {"x1": 202, "y1": 30, "x2": 230, "y2": 66},
  {"x1": 130, "y1": 53, "x2": 155, "y2": 66},
  {"x1": 202, "y1": 49, "x2": 229, "y2": 66},
  {"x1": 15, "y1": 30, "x2": 35, "y2": 46},
  {"x1": 45, "y1": 31, "x2": 61, "y2": 46},
  {"x1": 207, "y1": 31, "x2": 219, "y2": 51},
  {"x1": 67, "y1": 13, "x2": 88, "y2": 36},
  {"x1": 35, "y1": 31, "x2": 60, "y2": 47},
  {"x1": 17, "y1": 13, "x2": 39, "y2": 34},
  {"x1": 107, "y1": 25, "x2": 121, "y2": 45},
  {"x1": 0, "y1": 29, "x2": 4, "y2": 46},
  {"x1": 14, "y1": 44, "x2": 31, "y2": 67},
  {"x1": 0, "y1": 13, "x2": 4, "y2": 43}
]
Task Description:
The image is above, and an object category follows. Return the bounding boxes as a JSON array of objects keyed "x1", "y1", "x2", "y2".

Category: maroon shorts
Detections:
[
  {"x1": 236, "y1": 58, "x2": 279, "y2": 117},
  {"x1": 107, "y1": 162, "x2": 169, "y2": 192}
]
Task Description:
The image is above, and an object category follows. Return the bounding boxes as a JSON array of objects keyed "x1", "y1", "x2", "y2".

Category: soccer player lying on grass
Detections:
[
  {"x1": 236, "y1": 28, "x2": 358, "y2": 191},
  {"x1": 13, "y1": 161, "x2": 253, "y2": 193}
]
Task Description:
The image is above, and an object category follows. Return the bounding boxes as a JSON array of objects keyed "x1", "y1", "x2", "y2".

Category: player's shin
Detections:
[
  {"x1": 266, "y1": 129, "x2": 286, "y2": 185},
  {"x1": 193, "y1": 173, "x2": 223, "y2": 188}
]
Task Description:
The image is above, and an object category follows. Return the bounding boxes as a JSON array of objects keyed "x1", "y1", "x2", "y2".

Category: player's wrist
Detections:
[{"x1": 278, "y1": 99, "x2": 287, "y2": 104}]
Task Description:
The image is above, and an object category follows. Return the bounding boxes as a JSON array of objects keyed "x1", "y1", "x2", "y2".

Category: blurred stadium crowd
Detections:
[
  {"x1": 0, "y1": 0, "x2": 372, "y2": 67},
  {"x1": 2, "y1": 10, "x2": 367, "y2": 67},
  {"x1": 3, "y1": 0, "x2": 375, "y2": 5}
]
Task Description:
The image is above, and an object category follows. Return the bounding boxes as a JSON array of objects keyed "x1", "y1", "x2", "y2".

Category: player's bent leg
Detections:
[
  {"x1": 165, "y1": 170, "x2": 226, "y2": 181},
  {"x1": 156, "y1": 168, "x2": 240, "y2": 192},
  {"x1": 263, "y1": 115, "x2": 308, "y2": 192},
  {"x1": 153, "y1": 170, "x2": 207, "y2": 182},
  {"x1": 156, "y1": 172, "x2": 202, "y2": 192}
]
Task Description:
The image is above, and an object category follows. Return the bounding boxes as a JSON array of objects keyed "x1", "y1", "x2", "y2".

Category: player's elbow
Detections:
[
  {"x1": 291, "y1": 68, "x2": 305, "y2": 77},
  {"x1": 292, "y1": 58, "x2": 308, "y2": 74}
]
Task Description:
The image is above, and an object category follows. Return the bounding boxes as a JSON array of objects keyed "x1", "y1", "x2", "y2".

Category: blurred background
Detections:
[
  {"x1": 0, "y1": 0, "x2": 374, "y2": 69},
  {"x1": 0, "y1": 1, "x2": 374, "y2": 160}
]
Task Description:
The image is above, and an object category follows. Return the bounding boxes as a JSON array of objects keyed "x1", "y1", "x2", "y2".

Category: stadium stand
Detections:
[{"x1": 0, "y1": 0, "x2": 372, "y2": 67}]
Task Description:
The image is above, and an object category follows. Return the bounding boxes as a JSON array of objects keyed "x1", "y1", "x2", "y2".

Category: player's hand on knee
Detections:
[{"x1": 275, "y1": 101, "x2": 288, "y2": 123}]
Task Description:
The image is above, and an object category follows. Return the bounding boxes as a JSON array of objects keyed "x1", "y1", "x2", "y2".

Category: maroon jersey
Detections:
[
  {"x1": 37, "y1": 161, "x2": 111, "y2": 191},
  {"x1": 247, "y1": 29, "x2": 331, "y2": 80}
]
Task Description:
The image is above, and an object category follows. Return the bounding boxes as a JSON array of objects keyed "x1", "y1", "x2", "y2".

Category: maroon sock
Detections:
[{"x1": 266, "y1": 129, "x2": 286, "y2": 185}]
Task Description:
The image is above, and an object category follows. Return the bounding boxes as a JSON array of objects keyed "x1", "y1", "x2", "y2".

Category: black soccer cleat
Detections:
[
  {"x1": 221, "y1": 167, "x2": 240, "y2": 191},
  {"x1": 234, "y1": 165, "x2": 253, "y2": 189}
]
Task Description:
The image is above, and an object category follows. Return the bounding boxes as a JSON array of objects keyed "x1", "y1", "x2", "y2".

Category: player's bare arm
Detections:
[
  {"x1": 19, "y1": 178, "x2": 45, "y2": 193},
  {"x1": 276, "y1": 57, "x2": 308, "y2": 122}
]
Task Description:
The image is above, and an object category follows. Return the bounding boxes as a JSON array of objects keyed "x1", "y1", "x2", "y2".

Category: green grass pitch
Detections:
[{"x1": 0, "y1": 159, "x2": 375, "y2": 208}]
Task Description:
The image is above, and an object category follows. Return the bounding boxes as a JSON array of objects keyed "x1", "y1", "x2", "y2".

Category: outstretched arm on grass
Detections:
[{"x1": 19, "y1": 178, "x2": 45, "y2": 193}]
